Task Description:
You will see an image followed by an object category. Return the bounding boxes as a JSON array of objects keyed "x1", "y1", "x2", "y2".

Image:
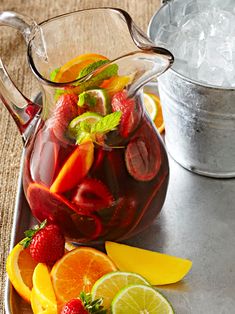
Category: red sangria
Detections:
[{"x1": 23, "y1": 53, "x2": 169, "y2": 243}]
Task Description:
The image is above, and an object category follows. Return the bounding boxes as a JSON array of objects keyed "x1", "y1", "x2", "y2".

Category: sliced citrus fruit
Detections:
[
  {"x1": 144, "y1": 92, "x2": 158, "y2": 120},
  {"x1": 100, "y1": 75, "x2": 131, "y2": 96},
  {"x1": 105, "y1": 242, "x2": 192, "y2": 285},
  {"x1": 50, "y1": 140, "x2": 94, "y2": 193},
  {"x1": 54, "y1": 53, "x2": 108, "y2": 83},
  {"x1": 68, "y1": 112, "x2": 102, "y2": 137},
  {"x1": 6, "y1": 243, "x2": 38, "y2": 303},
  {"x1": 91, "y1": 271, "x2": 150, "y2": 310},
  {"x1": 31, "y1": 288, "x2": 56, "y2": 314},
  {"x1": 78, "y1": 89, "x2": 111, "y2": 116},
  {"x1": 149, "y1": 93, "x2": 165, "y2": 133},
  {"x1": 51, "y1": 247, "x2": 117, "y2": 304},
  {"x1": 64, "y1": 242, "x2": 77, "y2": 251},
  {"x1": 111, "y1": 284, "x2": 174, "y2": 314},
  {"x1": 32, "y1": 263, "x2": 57, "y2": 313}
]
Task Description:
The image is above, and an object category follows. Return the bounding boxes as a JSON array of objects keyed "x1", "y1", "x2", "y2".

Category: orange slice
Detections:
[
  {"x1": 6, "y1": 243, "x2": 38, "y2": 303},
  {"x1": 51, "y1": 247, "x2": 117, "y2": 304},
  {"x1": 55, "y1": 53, "x2": 108, "y2": 83},
  {"x1": 50, "y1": 140, "x2": 94, "y2": 193},
  {"x1": 100, "y1": 75, "x2": 131, "y2": 96},
  {"x1": 145, "y1": 93, "x2": 165, "y2": 133}
]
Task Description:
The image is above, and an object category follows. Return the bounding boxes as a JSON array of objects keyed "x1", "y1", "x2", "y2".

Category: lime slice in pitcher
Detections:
[
  {"x1": 111, "y1": 284, "x2": 174, "y2": 314},
  {"x1": 78, "y1": 89, "x2": 111, "y2": 116}
]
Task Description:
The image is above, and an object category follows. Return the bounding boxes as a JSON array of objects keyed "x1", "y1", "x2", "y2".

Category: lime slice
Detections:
[
  {"x1": 68, "y1": 112, "x2": 102, "y2": 142},
  {"x1": 69, "y1": 111, "x2": 102, "y2": 128},
  {"x1": 91, "y1": 271, "x2": 150, "y2": 310},
  {"x1": 111, "y1": 284, "x2": 174, "y2": 314},
  {"x1": 144, "y1": 93, "x2": 158, "y2": 120},
  {"x1": 78, "y1": 89, "x2": 111, "y2": 116}
]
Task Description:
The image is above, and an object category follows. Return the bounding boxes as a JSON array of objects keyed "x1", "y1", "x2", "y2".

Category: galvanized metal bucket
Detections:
[{"x1": 148, "y1": 0, "x2": 235, "y2": 178}]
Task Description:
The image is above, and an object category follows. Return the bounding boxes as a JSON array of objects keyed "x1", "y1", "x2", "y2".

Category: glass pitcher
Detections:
[{"x1": 0, "y1": 8, "x2": 173, "y2": 243}]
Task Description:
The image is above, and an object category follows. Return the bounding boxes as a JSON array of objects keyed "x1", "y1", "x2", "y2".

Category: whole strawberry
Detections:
[
  {"x1": 61, "y1": 292, "x2": 107, "y2": 314},
  {"x1": 61, "y1": 298, "x2": 88, "y2": 314},
  {"x1": 20, "y1": 220, "x2": 65, "y2": 264}
]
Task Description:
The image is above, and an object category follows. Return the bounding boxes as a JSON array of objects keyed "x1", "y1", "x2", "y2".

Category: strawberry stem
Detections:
[
  {"x1": 80, "y1": 292, "x2": 107, "y2": 314},
  {"x1": 20, "y1": 219, "x2": 47, "y2": 248}
]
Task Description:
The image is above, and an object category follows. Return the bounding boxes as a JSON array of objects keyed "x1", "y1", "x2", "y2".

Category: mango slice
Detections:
[{"x1": 105, "y1": 241, "x2": 192, "y2": 285}]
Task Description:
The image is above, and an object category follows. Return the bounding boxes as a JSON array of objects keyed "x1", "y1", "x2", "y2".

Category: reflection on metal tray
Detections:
[{"x1": 5, "y1": 90, "x2": 235, "y2": 314}]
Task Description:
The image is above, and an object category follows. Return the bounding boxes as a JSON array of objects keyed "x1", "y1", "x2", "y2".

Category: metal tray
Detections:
[{"x1": 5, "y1": 92, "x2": 235, "y2": 314}]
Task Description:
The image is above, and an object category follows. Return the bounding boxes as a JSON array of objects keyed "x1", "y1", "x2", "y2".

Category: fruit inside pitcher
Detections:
[{"x1": 23, "y1": 53, "x2": 169, "y2": 243}]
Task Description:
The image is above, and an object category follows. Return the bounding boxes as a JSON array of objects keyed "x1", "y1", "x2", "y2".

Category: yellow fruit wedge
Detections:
[
  {"x1": 32, "y1": 263, "x2": 57, "y2": 313},
  {"x1": 105, "y1": 242, "x2": 192, "y2": 285},
  {"x1": 6, "y1": 243, "x2": 38, "y2": 303},
  {"x1": 31, "y1": 288, "x2": 55, "y2": 314}
]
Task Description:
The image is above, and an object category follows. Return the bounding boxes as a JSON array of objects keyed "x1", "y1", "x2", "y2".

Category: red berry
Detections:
[
  {"x1": 73, "y1": 178, "x2": 113, "y2": 212},
  {"x1": 49, "y1": 93, "x2": 79, "y2": 143},
  {"x1": 61, "y1": 298, "x2": 88, "y2": 314},
  {"x1": 111, "y1": 90, "x2": 139, "y2": 138},
  {"x1": 29, "y1": 224, "x2": 65, "y2": 264}
]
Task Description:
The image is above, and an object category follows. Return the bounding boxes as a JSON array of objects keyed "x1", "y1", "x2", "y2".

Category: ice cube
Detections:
[
  {"x1": 196, "y1": 0, "x2": 211, "y2": 11},
  {"x1": 205, "y1": 37, "x2": 234, "y2": 71},
  {"x1": 212, "y1": 0, "x2": 234, "y2": 10},
  {"x1": 183, "y1": 0, "x2": 199, "y2": 16},
  {"x1": 180, "y1": 14, "x2": 205, "y2": 40},
  {"x1": 197, "y1": 62, "x2": 225, "y2": 86},
  {"x1": 169, "y1": 0, "x2": 193, "y2": 26},
  {"x1": 154, "y1": 24, "x2": 179, "y2": 45},
  {"x1": 209, "y1": 9, "x2": 235, "y2": 37}
]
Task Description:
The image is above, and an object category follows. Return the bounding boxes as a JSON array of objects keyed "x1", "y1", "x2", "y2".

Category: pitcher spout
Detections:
[{"x1": 112, "y1": 50, "x2": 173, "y2": 98}]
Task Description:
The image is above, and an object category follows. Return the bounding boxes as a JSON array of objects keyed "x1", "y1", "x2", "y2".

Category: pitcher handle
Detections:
[{"x1": 0, "y1": 11, "x2": 41, "y2": 139}]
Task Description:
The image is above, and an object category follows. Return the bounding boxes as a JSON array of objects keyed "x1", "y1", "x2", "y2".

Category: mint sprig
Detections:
[
  {"x1": 90, "y1": 111, "x2": 122, "y2": 134},
  {"x1": 78, "y1": 60, "x2": 109, "y2": 79},
  {"x1": 73, "y1": 64, "x2": 118, "y2": 91},
  {"x1": 69, "y1": 111, "x2": 122, "y2": 145}
]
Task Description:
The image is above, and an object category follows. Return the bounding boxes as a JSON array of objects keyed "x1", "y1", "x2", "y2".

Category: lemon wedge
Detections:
[{"x1": 32, "y1": 263, "x2": 57, "y2": 313}]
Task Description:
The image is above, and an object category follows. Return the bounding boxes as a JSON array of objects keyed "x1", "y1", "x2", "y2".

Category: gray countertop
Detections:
[{"x1": 125, "y1": 155, "x2": 235, "y2": 313}]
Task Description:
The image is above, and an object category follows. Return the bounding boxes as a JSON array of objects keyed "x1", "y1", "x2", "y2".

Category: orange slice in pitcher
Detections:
[
  {"x1": 55, "y1": 53, "x2": 108, "y2": 82},
  {"x1": 144, "y1": 92, "x2": 165, "y2": 133},
  {"x1": 51, "y1": 247, "x2": 117, "y2": 304}
]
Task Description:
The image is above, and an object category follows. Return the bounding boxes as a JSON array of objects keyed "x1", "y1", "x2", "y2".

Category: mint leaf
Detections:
[
  {"x1": 78, "y1": 60, "x2": 109, "y2": 79},
  {"x1": 74, "y1": 64, "x2": 118, "y2": 91},
  {"x1": 78, "y1": 92, "x2": 97, "y2": 107},
  {"x1": 91, "y1": 111, "x2": 122, "y2": 134},
  {"x1": 50, "y1": 68, "x2": 60, "y2": 81}
]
